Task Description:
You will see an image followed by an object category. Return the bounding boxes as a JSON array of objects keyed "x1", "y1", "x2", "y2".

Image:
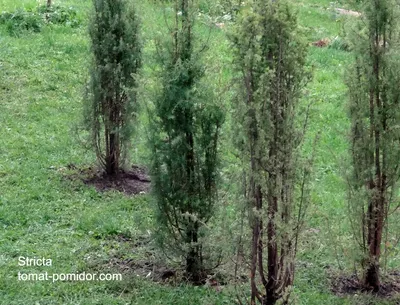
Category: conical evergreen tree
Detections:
[
  {"x1": 149, "y1": 0, "x2": 224, "y2": 283},
  {"x1": 346, "y1": 0, "x2": 400, "y2": 291},
  {"x1": 231, "y1": 0, "x2": 310, "y2": 304},
  {"x1": 84, "y1": 0, "x2": 141, "y2": 176}
]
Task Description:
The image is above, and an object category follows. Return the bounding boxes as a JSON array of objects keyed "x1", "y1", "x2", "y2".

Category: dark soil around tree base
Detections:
[
  {"x1": 82, "y1": 165, "x2": 151, "y2": 195},
  {"x1": 109, "y1": 254, "x2": 229, "y2": 290},
  {"x1": 101, "y1": 233, "x2": 233, "y2": 291},
  {"x1": 105, "y1": 233, "x2": 180, "y2": 283},
  {"x1": 110, "y1": 256, "x2": 178, "y2": 283},
  {"x1": 331, "y1": 272, "x2": 400, "y2": 298}
]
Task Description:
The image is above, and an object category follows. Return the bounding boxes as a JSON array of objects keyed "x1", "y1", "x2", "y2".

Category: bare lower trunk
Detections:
[
  {"x1": 185, "y1": 224, "x2": 203, "y2": 284},
  {"x1": 185, "y1": 121, "x2": 202, "y2": 283},
  {"x1": 250, "y1": 220, "x2": 259, "y2": 305},
  {"x1": 364, "y1": 194, "x2": 384, "y2": 291},
  {"x1": 265, "y1": 65, "x2": 279, "y2": 305},
  {"x1": 363, "y1": 37, "x2": 385, "y2": 290},
  {"x1": 186, "y1": 253, "x2": 201, "y2": 283},
  {"x1": 365, "y1": 261, "x2": 380, "y2": 291},
  {"x1": 106, "y1": 133, "x2": 118, "y2": 176},
  {"x1": 47, "y1": 0, "x2": 52, "y2": 7},
  {"x1": 266, "y1": 195, "x2": 278, "y2": 305}
]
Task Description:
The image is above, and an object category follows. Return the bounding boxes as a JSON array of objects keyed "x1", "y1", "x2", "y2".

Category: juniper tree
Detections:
[
  {"x1": 346, "y1": 0, "x2": 400, "y2": 292},
  {"x1": 231, "y1": 0, "x2": 310, "y2": 304},
  {"x1": 149, "y1": 0, "x2": 224, "y2": 284},
  {"x1": 84, "y1": 0, "x2": 141, "y2": 176}
]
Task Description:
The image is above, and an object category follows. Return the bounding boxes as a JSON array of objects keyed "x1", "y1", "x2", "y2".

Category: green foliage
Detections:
[
  {"x1": 0, "y1": 5, "x2": 80, "y2": 36},
  {"x1": 149, "y1": 0, "x2": 224, "y2": 283},
  {"x1": 84, "y1": 0, "x2": 142, "y2": 175},
  {"x1": 197, "y1": 0, "x2": 241, "y2": 18},
  {"x1": 36, "y1": 4, "x2": 80, "y2": 27},
  {"x1": 346, "y1": 0, "x2": 400, "y2": 290},
  {"x1": 1, "y1": 0, "x2": 399, "y2": 304},
  {"x1": 230, "y1": 0, "x2": 311, "y2": 303},
  {"x1": 0, "y1": 9, "x2": 43, "y2": 35},
  {"x1": 328, "y1": 36, "x2": 349, "y2": 51}
]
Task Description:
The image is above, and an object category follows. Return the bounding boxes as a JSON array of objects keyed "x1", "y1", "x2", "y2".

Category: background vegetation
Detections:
[{"x1": 0, "y1": 0, "x2": 399, "y2": 304}]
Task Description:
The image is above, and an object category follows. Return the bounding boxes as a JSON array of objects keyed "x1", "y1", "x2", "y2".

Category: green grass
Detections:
[{"x1": 1, "y1": 0, "x2": 399, "y2": 304}]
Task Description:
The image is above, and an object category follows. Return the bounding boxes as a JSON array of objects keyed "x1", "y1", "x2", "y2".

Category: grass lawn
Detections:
[{"x1": 0, "y1": 0, "x2": 399, "y2": 304}]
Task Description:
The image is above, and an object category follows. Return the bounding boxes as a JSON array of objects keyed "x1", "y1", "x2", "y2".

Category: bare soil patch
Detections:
[
  {"x1": 60, "y1": 164, "x2": 151, "y2": 195},
  {"x1": 102, "y1": 233, "x2": 234, "y2": 290},
  {"x1": 331, "y1": 272, "x2": 400, "y2": 298},
  {"x1": 82, "y1": 165, "x2": 151, "y2": 195},
  {"x1": 104, "y1": 233, "x2": 179, "y2": 283},
  {"x1": 312, "y1": 38, "x2": 330, "y2": 47},
  {"x1": 110, "y1": 256, "x2": 178, "y2": 282}
]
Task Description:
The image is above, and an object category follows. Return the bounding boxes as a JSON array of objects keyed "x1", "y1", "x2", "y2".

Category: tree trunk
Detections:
[
  {"x1": 185, "y1": 120, "x2": 200, "y2": 283},
  {"x1": 47, "y1": 0, "x2": 52, "y2": 7},
  {"x1": 265, "y1": 64, "x2": 279, "y2": 305},
  {"x1": 365, "y1": 194, "x2": 384, "y2": 291},
  {"x1": 266, "y1": 187, "x2": 278, "y2": 305},
  {"x1": 185, "y1": 223, "x2": 203, "y2": 284},
  {"x1": 365, "y1": 260, "x2": 380, "y2": 291},
  {"x1": 363, "y1": 26, "x2": 385, "y2": 292},
  {"x1": 106, "y1": 132, "x2": 118, "y2": 176}
]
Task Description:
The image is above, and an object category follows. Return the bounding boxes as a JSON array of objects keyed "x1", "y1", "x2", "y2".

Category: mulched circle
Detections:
[
  {"x1": 82, "y1": 165, "x2": 151, "y2": 195},
  {"x1": 331, "y1": 272, "x2": 400, "y2": 298},
  {"x1": 109, "y1": 257, "x2": 178, "y2": 282},
  {"x1": 103, "y1": 233, "x2": 179, "y2": 283}
]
